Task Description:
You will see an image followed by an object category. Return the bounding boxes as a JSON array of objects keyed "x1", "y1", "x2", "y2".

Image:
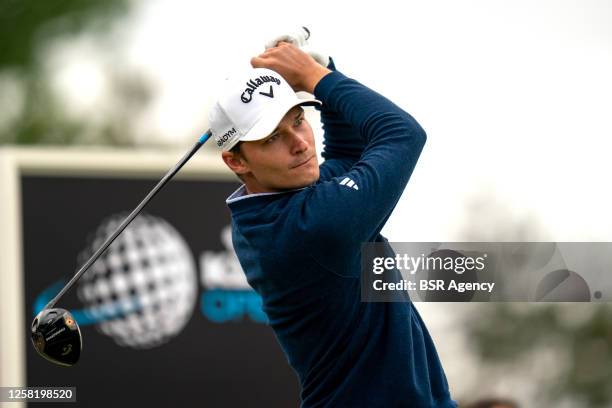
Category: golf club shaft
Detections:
[{"x1": 43, "y1": 130, "x2": 212, "y2": 310}]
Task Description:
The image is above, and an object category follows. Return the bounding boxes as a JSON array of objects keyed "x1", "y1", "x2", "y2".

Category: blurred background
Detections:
[{"x1": 1, "y1": 0, "x2": 611, "y2": 407}]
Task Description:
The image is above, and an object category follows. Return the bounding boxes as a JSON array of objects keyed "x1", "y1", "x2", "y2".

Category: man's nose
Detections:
[{"x1": 288, "y1": 130, "x2": 308, "y2": 155}]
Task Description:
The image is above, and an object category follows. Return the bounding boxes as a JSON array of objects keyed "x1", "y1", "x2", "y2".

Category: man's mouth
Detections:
[{"x1": 292, "y1": 155, "x2": 314, "y2": 169}]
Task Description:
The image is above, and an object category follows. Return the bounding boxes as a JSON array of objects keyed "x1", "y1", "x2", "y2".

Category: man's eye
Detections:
[
  {"x1": 294, "y1": 118, "x2": 303, "y2": 126},
  {"x1": 265, "y1": 134, "x2": 279, "y2": 144}
]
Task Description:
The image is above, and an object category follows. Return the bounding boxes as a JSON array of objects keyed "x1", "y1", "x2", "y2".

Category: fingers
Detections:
[
  {"x1": 250, "y1": 55, "x2": 270, "y2": 68},
  {"x1": 263, "y1": 41, "x2": 291, "y2": 55},
  {"x1": 250, "y1": 43, "x2": 293, "y2": 68},
  {"x1": 264, "y1": 35, "x2": 294, "y2": 49}
]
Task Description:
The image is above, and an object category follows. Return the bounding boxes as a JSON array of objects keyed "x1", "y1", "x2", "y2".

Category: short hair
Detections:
[{"x1": 230, "y1": 141, "x2": 242, "y2": 155}]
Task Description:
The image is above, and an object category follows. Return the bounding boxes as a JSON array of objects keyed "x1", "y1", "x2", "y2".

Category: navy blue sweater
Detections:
[{"x1": 226, "y1": 61, "x2": 456, "y2": 408}]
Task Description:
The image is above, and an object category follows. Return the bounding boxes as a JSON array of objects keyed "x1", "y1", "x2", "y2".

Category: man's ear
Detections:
[{"x1": 221, "y1": 151, "x2": 250, "y2": 176}]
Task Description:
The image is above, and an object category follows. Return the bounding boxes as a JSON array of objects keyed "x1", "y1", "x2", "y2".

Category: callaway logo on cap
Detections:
[{"x1": 209, "y1": 68, "x2": 321, "y2": 151}]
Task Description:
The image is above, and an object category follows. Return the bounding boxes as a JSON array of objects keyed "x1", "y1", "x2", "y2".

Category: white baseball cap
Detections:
[{"x1": 209, "y1": 67, "x2": 321, "y2": 151}]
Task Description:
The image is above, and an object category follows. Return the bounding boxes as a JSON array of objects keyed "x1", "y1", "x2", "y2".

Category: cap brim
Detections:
[{"x1": 239, "y1": 97, "x2": 322, "y2": 143}]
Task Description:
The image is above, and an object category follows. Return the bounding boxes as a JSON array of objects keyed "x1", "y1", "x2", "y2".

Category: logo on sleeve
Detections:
[{"x1": 339, "y1": 177, "x2": 359, "y2": 190}]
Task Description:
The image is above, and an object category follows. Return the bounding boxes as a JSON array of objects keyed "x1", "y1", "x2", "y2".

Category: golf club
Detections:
[{"x1": 31, "y1": 130, "x2": 212, "y2": 366}]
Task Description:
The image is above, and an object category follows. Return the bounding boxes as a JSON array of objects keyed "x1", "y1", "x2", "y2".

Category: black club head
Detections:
[{"x1": 31, "y1": 308, "x2": 82, "y2": 366}]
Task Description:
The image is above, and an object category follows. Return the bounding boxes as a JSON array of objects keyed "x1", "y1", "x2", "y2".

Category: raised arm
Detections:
[
  {"x1": 318, "y1": 58, "x2": 368, "y2": 162},
  {"x1": 252, "y1": 43, "x2": 427, "y2": 275},
  {"x1": 300, "y1": 70, "x2": 427, "y2": 274}
]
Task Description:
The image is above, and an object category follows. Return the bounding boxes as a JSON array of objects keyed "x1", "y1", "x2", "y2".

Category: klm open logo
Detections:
[
  {"x1": 33, "y1": 218, "x2": 266, "y2": 351},
  {"x1": 199, "y1": 225, "x2": 267, "y2": 323}
]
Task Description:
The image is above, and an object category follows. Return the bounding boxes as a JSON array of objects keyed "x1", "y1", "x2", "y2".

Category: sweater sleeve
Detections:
[
  {"x1": 301, "y1": 70, "x2": 427, "y2": 276},
  {"x1": 316, "y1": 58, "x2": 367, "y2": 181},
  {"x1": 319, "y1": 59, "x2": 367, "y2": 157}
]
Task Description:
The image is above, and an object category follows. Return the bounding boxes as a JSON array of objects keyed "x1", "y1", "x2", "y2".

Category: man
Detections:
[{"x1": 209, "y1": 38, "x2": 456, "y2": 407}]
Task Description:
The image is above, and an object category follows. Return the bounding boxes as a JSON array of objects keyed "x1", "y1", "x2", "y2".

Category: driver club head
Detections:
[{"x1": 31, "y1": 308, "x2": 82, "y2": 366}]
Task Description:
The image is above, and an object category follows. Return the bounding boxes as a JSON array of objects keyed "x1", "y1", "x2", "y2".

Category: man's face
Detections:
[{"x1": 228, "y1": 106, "x2": 320, "y2": 193}]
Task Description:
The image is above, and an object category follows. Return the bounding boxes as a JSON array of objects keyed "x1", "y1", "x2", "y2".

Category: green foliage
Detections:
[
  {"x1": 0, "y1": 0, "x2": 150, "y2": 146},
  {"x1": 0, "y1": 0, "x2": 129, "y2": 69},
  {"x1": 467, "y1": 303, "x2": 612, "y2": 407}
]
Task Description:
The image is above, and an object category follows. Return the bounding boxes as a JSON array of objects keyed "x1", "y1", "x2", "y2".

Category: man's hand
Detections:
[
  {"x1": 250, "y1": 42, "x2": 331, "y2": 94},
  {"x1": 264, "y1": 26, "x2": 330, "y2": 68}
]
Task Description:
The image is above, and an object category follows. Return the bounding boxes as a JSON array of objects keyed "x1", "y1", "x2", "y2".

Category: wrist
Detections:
[{"x1": 302, "y1": 65, "x2": 332, "y2": 94}]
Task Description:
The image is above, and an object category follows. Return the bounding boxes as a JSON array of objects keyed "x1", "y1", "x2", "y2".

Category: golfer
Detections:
[{"x1": 209, "y1": 37, "x2": 456, "y2": 407}]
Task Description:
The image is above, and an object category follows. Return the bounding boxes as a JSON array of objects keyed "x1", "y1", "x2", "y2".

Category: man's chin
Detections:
[
  {"x1": 281, "y1": 174, "x2": 320, "y2": 191},
  {"x1": 287, "y1": 180, "x2": 317, "y2": 190}
]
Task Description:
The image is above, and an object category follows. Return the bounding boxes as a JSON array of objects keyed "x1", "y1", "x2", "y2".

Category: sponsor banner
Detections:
[{"x1": 23, "y1": 175, "x2": 299, "y2": 407}]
